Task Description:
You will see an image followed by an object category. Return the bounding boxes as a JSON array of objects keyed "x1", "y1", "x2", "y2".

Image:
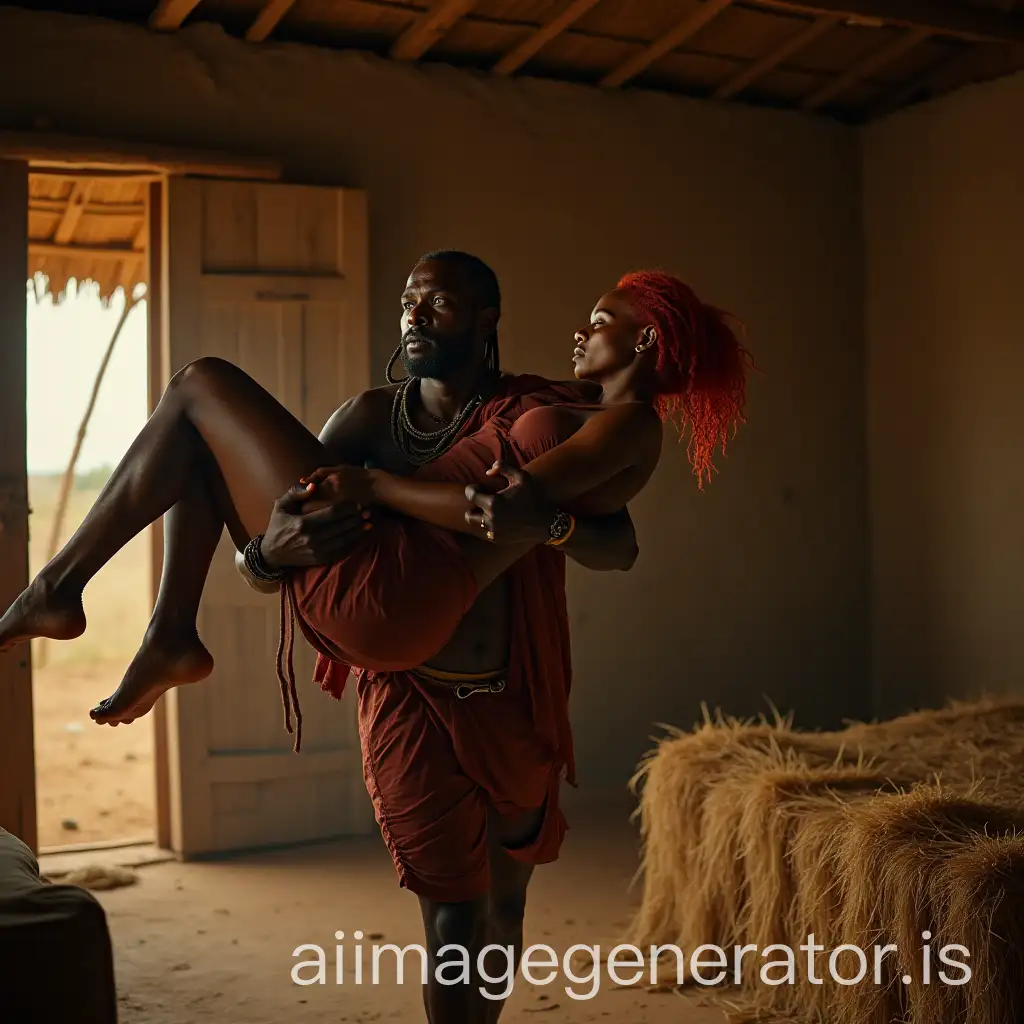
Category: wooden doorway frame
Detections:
[{"x1": 3, "y1": 132, "x2": 283, "y2": 854}]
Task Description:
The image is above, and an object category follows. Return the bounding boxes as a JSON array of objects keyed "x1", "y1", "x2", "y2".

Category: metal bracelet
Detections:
[{"x1": 244, "y1": 533, "x2": 284, "y2": 582}]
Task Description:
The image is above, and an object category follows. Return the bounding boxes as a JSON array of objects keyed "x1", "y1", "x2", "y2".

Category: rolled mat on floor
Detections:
[
  {"x1": 627, "y1": 697, "x2": 1024, "y2": 1024},
  {"x1": 0, "y1": 826, "x2": 118, "y2": 1023}
]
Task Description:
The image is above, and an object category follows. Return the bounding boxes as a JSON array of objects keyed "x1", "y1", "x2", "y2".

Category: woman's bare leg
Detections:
[
  {"x1": 0, "y1": 357, "x2": 329, "y2": 716},
  {"x1": 90, "y1": 466, "x2": 226, "y2": 725}
]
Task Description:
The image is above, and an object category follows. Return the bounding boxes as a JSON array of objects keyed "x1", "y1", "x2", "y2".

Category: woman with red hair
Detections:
[{"x1": 0, "y1": 268, "x2": 750, "y2": 737}]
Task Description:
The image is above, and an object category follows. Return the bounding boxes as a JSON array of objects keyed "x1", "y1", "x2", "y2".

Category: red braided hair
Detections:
[{"x1": 616, "y1": 269, "x2": 752, "y2": 488}]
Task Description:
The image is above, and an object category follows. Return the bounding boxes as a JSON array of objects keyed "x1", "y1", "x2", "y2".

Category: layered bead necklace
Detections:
[{"x1": 389, "y1": 373, "x2": 497, "y2": 467}]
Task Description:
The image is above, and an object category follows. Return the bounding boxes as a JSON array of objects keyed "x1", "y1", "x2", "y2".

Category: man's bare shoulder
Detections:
[
  {"x1": 329, "y1": 383, "x2": 397, "y2": 422},
  {"x1": 318, "y1": 383, "x2": 398, "y2": 457}
]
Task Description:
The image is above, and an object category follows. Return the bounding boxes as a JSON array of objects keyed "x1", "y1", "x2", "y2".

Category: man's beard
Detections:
[{"x1": 399, "y1": 329, "x2": 475, "y2": 379}]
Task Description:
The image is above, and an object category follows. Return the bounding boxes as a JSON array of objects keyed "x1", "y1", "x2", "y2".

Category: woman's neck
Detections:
[{"x1": 596, "y1": 370, "x2": 654, "y2": 407}]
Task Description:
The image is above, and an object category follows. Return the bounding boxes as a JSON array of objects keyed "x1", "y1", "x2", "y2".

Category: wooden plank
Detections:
[
  {"x1": 745, "y1": 0, "x2": 1024, "y2": 45},
  {"x1": 146, "y1": 181, "x2": 172, "y2": 852},
  {"x1": 30, "y1": 171, "x2": 165, "y2": 185},
  {"x1": 29, "y1": 242, "x2": 144, "y2": 261},
  {"x1": 164, "y1": 182, "x2": 372, "y2": 857},
  {"x1": 199, "y1": 273, "x2": 347, "y2": 304},
  {"x1": 150, "y1": 0, "x2": 202, "y2": 31},
  {"x1": 30, "y1": 199, "x2": 146, "y2": 217},
  {"x1": 713, "y1": 14, "x2": 839, "y2": 99},
  {"x1": 163, "y1": 177, "x2": 214, "y2": 858},
  {"x1": 390, "y1": 0, "x2": 480, "y2": 61},
  {"x1": 336, "y1": 189, "x2": 371, "y2": 411},
  {"x1": 0, "y1": 132, "x2": 281, "y2": 180},
  {"x1": 52, "y1": 181, "x2": 94, "y2": 246},
  {"x1": 246, "y1": 0, "x2": 298, "y2": 42},
  {"x1": 801, "y1": 25, "x2": 932, "y2": 110},
  {"x1": 0, "y1": 159, "x2": 36, "y2": 852},
  {"x1": 600, "y1": 0, "x2": 736, "y2": 88},
  {"x1": 493, "y1": 0, "x2": 603, "y2": 75}
]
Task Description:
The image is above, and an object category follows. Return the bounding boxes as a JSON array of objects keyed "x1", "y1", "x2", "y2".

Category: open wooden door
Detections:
[
  {"x1": 160, "y1": 178, "x2": 374, "y2": 857},
  {"x1": 0, "y1": 160, "x2": 35, "y2": 849}
]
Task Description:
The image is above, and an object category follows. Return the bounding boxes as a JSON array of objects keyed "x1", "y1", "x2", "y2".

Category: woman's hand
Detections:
[{"x1": 464, "y1": 462, "x2": 554, "y2": 545}]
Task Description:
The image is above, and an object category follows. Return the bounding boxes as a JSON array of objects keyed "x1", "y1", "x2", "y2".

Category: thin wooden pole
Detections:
[{"x1": 35, "y1": 290, "x2": 143, "y2": 668}]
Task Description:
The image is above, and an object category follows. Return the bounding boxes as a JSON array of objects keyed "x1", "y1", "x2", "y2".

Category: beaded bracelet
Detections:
[{"x1": 244, "y1": 533, "x2": 284, "y2": 583}]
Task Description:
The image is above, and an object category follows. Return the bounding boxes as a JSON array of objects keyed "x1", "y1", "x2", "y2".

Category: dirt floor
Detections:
[
  {"x1": 29, "y1": 476, "x2": 156, "y2": 850},
  {"x1": 25, "y1": 479, "x2": 723, "y2": 1022},
  {"x1": 41, "y1": 800, "x2": 726, "y2": 1024}
]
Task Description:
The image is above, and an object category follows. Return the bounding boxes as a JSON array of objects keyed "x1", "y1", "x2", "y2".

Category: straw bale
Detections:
[{"x1": 628, "y1": 697, "x2": 1024, "y2": 1022}]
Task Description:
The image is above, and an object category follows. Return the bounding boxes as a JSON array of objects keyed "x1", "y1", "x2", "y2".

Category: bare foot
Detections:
[
  {"x1": 90, "y1": 632, "x2": 214, "y2": 726},
  {"x1": 0, "y1": 577, "x2": 86, "y2": 653}
]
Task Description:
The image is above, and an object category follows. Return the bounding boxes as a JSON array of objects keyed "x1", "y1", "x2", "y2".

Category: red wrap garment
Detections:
[{"x1": 277, "y1": 374, "x2": 583, "y2": 901}]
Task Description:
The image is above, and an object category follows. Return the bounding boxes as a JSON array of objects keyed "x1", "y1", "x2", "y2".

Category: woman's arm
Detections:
[
  {"x1": 366, "y1": 403, "x2": 657, "y2": 537},
  {"x1": 559, "y1": 507, "x2": 639, "y2": 571}
]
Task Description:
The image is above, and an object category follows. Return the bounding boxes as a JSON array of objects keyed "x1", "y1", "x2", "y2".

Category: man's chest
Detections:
[{"x1": 365, "y1": 415, "x2": 507, "y2": 485}]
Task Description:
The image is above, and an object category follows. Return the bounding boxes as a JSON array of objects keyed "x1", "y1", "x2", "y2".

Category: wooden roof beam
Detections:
[
  {"x1": 245, "y1": 0, "x2": 298, "y2": 42},
  {"x1": 29, "y1": 242, "x2": 145, "y2": 261},
  {"x1": 713, "y1": 14, "x2": 839, "y2": 99},
  {"x1": 600, "y1": 0, "x2": 735, "y2": 88},
  {"x1": 743, "y1": 0, "x2": 1024, "y2": 46},
  {"x1": 801, "y1": 25, "x2": 932, "y2": 110},
  {"x1": 149, "y1": 0, "x2": 202, "y2": 31},
  {"x1": 52, "y1": 181, "x2": 94, "y2": 246},
  {"x1": 390, "y1": 0, "x2": 479, "y2": 61},
  {"x1": 493, "y1": 0, "x2": 603, "y2": 76},
  {"x1": 30, "y1": 200, "x2": 146, "y2": 217},
  {"x1": 864, "y1": 44, "x2": 978, "y2": 120}
]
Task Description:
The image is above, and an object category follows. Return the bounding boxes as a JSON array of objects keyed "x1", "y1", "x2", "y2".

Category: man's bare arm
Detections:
[{"x1": 235, "y1": 391, "x2": 387, "y2": 590}]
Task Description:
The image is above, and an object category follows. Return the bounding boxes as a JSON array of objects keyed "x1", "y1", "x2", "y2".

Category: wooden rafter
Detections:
[
  {"x1": 801, "y1": 25, "x2": 932, "y2": 110},
  {"x1": 493, "y1": 0, "x2": 603, "y2": 76},
  {"x1": 245, "y1": 0, "x2": 298, "y2": 43},
  {"x1": 0, "y1": 130, "x2": 283, "y2": 180},
  {"x1": 149, "y1": 0, "x2": 202, "y2": 31},
  {"x1": 713, "y1": 14, "x2": 839, "y2": 99},
  {"x1": 29, "y1": 242, "x2": 144, "y2": 261},
  {"x1": 600, "y1": 0, "x2": 735, "y2": 88},
  {"x1": 30, "y1": 199, "x2": 146, "y2": 217},
  {"x1": 390, "y1": 0, "x2": 479, "y2": 61},
  {"x1": 865, "y1": 44, "x2": 976, "y2": 120},
  {"x1": 52, "y1": 181, "x2": 94, "y2": 246},
  {"x1": 745, "y1": 0, "x2": 1024, "y2": 46}
]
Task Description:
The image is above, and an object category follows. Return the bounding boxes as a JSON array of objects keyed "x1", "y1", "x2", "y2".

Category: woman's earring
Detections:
[{"x1": 636, "y1": 328, "x2": 657, "y2": 353}]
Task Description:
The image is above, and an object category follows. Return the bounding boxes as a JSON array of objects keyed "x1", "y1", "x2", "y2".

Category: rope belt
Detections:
[{"x1": 411, "y1": 664, "x2": 508, "y2": 699}]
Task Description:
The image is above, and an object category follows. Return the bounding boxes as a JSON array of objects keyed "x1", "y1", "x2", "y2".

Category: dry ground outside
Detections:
[{"x1": 28, "y1": 474, "x2": 156, "y2": 849}]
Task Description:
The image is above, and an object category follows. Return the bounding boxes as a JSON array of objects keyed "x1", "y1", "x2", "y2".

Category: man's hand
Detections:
[
  {"x1": 260, "y1": 478, "x2": 372, "y2": 569},
  {"x1": 299, "y1": 465, "x2": 376, "y2": 508},
  {"x1": 464, "y1": 462, "x2": 554, "y2": 545}
]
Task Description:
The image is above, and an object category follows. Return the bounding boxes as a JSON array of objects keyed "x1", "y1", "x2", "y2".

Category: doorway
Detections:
[
  {"x1": 26, "y1": 169, "x2": 154, "y2": 853},
  {"x1": 2, "y1": 149, "x2": 372, "y2": 859}
]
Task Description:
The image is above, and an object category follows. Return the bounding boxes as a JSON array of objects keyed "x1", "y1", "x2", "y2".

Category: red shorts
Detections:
[{"x1": 355, "y1": 666, "x2": 567, "y2": 902}]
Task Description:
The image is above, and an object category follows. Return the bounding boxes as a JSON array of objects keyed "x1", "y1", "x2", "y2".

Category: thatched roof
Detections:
[
  {"x1": 29, "y1": 170, "x2": 149, "y2": 306},
  {"x1": 12, "y1": 0, "x2": 1024, "y2": 123}
]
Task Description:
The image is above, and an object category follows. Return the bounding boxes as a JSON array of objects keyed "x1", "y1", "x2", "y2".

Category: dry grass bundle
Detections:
[{"x1": 628, "y1": 697, "x2": 1024, "y2": 1023}]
